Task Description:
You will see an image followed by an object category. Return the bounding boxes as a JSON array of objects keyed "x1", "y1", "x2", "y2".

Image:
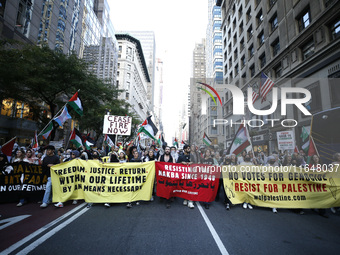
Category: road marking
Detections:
[
  {"x1": 0, "y1": 215, "x2": 31, "y2": 230},
  {"x1": 2, "y1": 203, "x2": 87, "y2": 255},
  {"x1": 16, "y1": 206, "x2": 89, "y2": 255},
  {"x1": 196, "y1": 202, "x2": 229, "y2": 255}
]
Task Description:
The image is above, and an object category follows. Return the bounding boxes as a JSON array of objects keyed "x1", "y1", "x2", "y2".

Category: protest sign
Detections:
[
  {"x1": 103, "y1": 115, "x2": 132, "y2": 135},
  {"x1": 51, "y1": 160, "x2": 154, "y2": 203},
  {"x1": 0, "y1": 162, "x2": 48, "y2": 203},
  {"x1": 223, "y1": 165, "x2": 340, "y2": 208},
  {"x1": 155, "y1": 162, "x2": 220, "y2": 202},
  {"x1": 276, "y1": 130, "x2": 295, "y2": 151}
]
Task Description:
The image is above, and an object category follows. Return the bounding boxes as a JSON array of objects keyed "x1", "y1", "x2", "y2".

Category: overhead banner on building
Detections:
[
  {"x1": 103, "y1": 115, "x2": 132, "y2": 135},
  {"x1": 276, "y1": 130, "x2": 295, "y2": 151},
  {"x1": 155, "y1": 162, "x2": 220, "y2": 202},
  {"x1": 0, "y1": 162, "x2": 48, "y2": 203},
  {"x1": 51, "y1": 160, "x2": 155, "y2": 203},
  {"x1": 223, "y1": 165, "x2": 340, "y2": 208}
]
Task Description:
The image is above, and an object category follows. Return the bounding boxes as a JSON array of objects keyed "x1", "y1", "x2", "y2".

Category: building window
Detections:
[
  {"x1": 238, "y1": 5, "x2": 243, "y2": 20},
  {"x1": 16, "y1": 0, "x2": 32, "y2": 37},
  {"x1": 228, "y1": 43, "x2": 232, "y2": 53},
  {"x1": 235, "y1": 64, "x2": 239, "y2": 75},
  {"x1": 246, "y1": 7, "x2": 252, "y2": 23},
  {"x1": 250, "y1": 64, "x2": 255, "y2": 77},
  {"x1": 271, "y1": 38, "x2": 280, "y2": 56},
  {"x1": 297, "y1": 9, "x2": 311, "y2": 32},
  {"x1": 240, "y1": 37, "x2": 245, "y2": 51},
  {"x1": 233, "y1": 34, "x2": 237, "y2": 46},
  {"x1": 258, "y1": 30, "x2": 264, "y2": 46},
  {"x1": 269, "y1": 0, "x2": 277, "y2": 8},
  {"x1": 234, "y1": 49, "x2": 238, "y2": 60},
  {"x1": 247, "y1": 25, "x2": 253, "y2": 41},
  {"x1": 241, "y1": 55, "x2": 246, "y2": 68},
  {"x1": 229, "y1": 57, "x2": 232, "y2": 67},
  {"x1": 329, "y1": 19, "x2": 340, "y2": 40},
  {"x1": 126, "y1": 92, "x2": 129, "y2": 100},
  {"x1": 248, "y1": 44, "x2": 254, "y2": 59},
  {"x1": 127, "y1": 64, "x2": 131, "y2": 70},
  {"x1": 304, "y1": 83, "x2": 321, "y2": 113},
  {"x1": 0, "y1": 0, "x2": 6, "y2": 17},
  {"x1": 329, "y1": 75, "x2": 340, "y2": 106},
  {"x1": 239, "y1": 21, "x2": 244, "y2": 34},
  {"x1": 301, "y1": 39, "x2": 315, "y2": 60},
  {"x1": 274, "y1": 64, "x2": 282, "y2": 78},
  {"x1": 256, "y1": 9, "x2": 263, "y2": 27},
  {"x1": 270, "y1": 13, "x2": 278, "y2": 32},
  {"x1": 259, "y1": 53, "x2": 266, "y2": 68}
]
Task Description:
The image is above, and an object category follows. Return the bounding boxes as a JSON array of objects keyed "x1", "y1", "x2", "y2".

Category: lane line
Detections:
[
  {"x1": 16, "y1": 206, "x2": 89, "y2": 255},
  {"x1": 196, "y1": 202, "x2": 229, "y2": 255},
  {"x1": 2, "y1": 203, "x2": 87, "y2": 255}
]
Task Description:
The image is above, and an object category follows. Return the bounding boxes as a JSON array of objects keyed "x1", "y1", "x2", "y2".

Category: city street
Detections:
[{"x1": 1, "y1": 195, "x2": 340, "y2": 255}]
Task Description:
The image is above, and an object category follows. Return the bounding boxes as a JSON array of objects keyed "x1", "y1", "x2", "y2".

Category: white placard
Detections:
[
  {"x1": 103, "y1": 115, "x2": 132, "y2": 136},
  {"x1": 276, "y1": 130, "x2": 295, "y2": 151}
]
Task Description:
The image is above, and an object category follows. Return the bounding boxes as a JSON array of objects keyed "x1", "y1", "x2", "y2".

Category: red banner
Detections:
[{"x1": 155, "y1": 162, "x2": 220, "y2": 202}]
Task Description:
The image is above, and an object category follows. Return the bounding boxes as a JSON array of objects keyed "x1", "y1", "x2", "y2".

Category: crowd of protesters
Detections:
[{"x1": 1, "y1": 140, "x2": 339, "y2": 217}]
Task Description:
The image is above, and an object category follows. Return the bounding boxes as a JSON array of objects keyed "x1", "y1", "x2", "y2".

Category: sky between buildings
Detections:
[{"x1": 110, "y1": 0, "x2": 208, "y2": 143}]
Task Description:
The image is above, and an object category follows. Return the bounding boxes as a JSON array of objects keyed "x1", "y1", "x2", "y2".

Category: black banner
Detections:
[{"x1": 0, "y1": 162, "x2": 48, "y2": 203}]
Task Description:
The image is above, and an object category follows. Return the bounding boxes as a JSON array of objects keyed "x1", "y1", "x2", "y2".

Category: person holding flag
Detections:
[
  {"x1": 177, "y1": 144, "x2": 195, "y2": 209},
  {"x1": 40, "y1": 145, "x2": 60, "y2": 208}
]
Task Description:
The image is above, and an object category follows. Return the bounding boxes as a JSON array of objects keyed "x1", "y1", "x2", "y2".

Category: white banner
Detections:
[
  {"x1": 103, "y1": 115, "x2": 132, "y2": 136},
  {"x1": 276, "y1": 130, "x2": 295, "y2": 151}
]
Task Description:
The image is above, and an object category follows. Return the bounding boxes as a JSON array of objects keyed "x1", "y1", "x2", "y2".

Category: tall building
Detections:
[
  {"x1": 204, "y1": 0, "x2": 225, "y2": 148},
  {"x1": 0, "y1": 0, "x2": 119, "y2": 144},
  {"x1": 116, "y1": 34, "x2": 151, "y2": 121},
  {"x1": 154, "y1": 58, "x2": 164, "y2": 133},
  {"x1": 189, "y1": 39, "x2": 207, "y2": 146},
  {"x1": 119, "y1": 31, "x2": 156, "y2": 112},
  {"x1": 217, "y1": 0, "x2": 340, "y2": 153}
]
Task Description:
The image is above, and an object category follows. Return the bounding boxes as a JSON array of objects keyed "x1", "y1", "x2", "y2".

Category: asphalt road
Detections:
[{"x1": 2, "y1": 196, "x2": 339, "y2": 255}]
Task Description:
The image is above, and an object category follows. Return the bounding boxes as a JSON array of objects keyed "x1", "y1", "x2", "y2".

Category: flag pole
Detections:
[
  {"x1": 244, "y1": 118, "x2": 255, "y2": 158},
  {"x1": 37, "y1": 104, "x2": 67, "y2": 137},
  {"x1": 1, "y1": 136, "x2": 16, "y2": 147}
]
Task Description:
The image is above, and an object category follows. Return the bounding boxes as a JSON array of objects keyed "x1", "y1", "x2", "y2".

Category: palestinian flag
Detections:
[
  {"x1": 157, "y1": 134, "x2": 162, "y2": 147},
  {"x1": 300, "y1": 126, "x2": 309, "y2": 142},
  {"x1": 68, "y1": 91, "x2": 83, "y2": 116},
  {"x1": 227, "y1": 123, "x2": 251, "y2": 155},
  {"x1": 302, "y1": 140, "x2": 310, "y2": 153},
  {"x1": 104, "y1": 134, "x2": 114, "y2": 150},
  {"x1": 307, "y1": 136, "x2": 319, "y2": 164},
  {"x1": 84, "y1": 134, "x2": 95, "y2": 150},
  {"x1": 138, "y1": 116, "x2": 158, "y2": 140},
  {"x1": 32, "y1": 131, "x2": 39, "y2": 150},
  {"x1": 1, "y1": 137, "x2": 16, "y2": 162},
  {"x1": 69, "y1": 128, "x2": 83, "y2": 149},
  {"x1": 174, "y1": 138, "x2": 178, "y2": 148},
  {"x1": 41, "y1": 122, "x2": 53, "y2": 140},
  {"x1": 203, "y1": 132, "x2": 212, "y2": 146}
]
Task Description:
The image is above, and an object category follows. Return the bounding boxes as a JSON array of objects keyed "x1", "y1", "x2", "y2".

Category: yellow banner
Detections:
[
  {"x1": 51, "y1": 160, "x2": 155, "y2": 203},
  {"x1": 223, "y1": 165, "x2": 340, "y2": 208}
]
